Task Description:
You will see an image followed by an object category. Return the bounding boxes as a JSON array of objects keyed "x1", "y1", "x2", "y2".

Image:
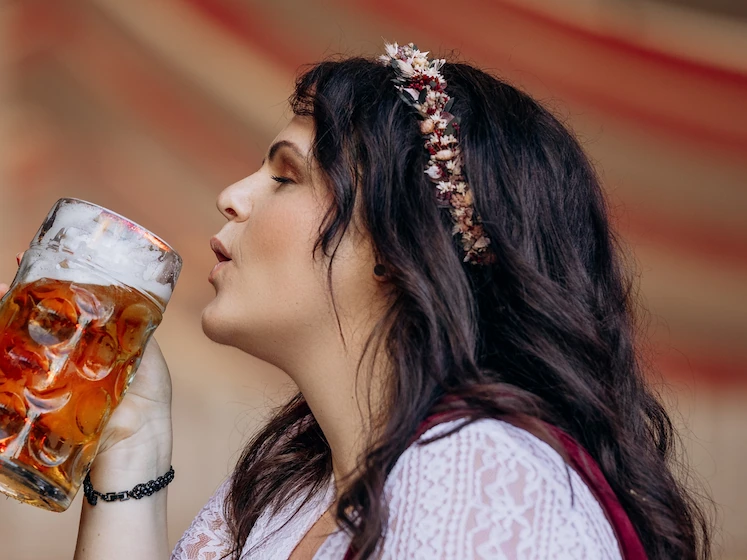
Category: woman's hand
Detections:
[{"x1": 93, "y1": 336, "x2": 173, "y2": 472}]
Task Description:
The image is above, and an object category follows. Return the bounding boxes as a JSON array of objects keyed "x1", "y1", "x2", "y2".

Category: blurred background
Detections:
[{"x1": 0, "y1": 0, "x2": 745, "y2": 558}]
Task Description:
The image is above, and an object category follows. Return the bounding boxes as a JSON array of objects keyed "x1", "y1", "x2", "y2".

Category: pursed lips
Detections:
[{"x1": 209, "y1": 237, "x2": 232, "y2": 283}]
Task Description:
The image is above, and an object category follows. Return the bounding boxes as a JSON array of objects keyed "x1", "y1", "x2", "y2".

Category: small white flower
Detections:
[
  {"x1": 445, "y1": 160, "x2": 462, "y2": 175},
  {"x1": 412, "y1": 56, "x2": 428, "y2": 70},
  {"x1": 436, "y1": 181, "x2": 452, "y2": 193},
  {"x1": 425, "y1": 165, "x2": 442, "y2": 179},
  {"x1": 472, "y1": 236, "x2": 490, "y2": 249},
  {"x1": 385, "y1": 43, "x2": 400, "y2": 58},
  {"x1": 435, "y1": 149, "x2": 454, "y2": 161},
  {"x1": 396, "y1": 59, "x2": 415, "y2": 77},
  {"x1": 441, "y1": 134, "x2": 458, "y2": 145}
]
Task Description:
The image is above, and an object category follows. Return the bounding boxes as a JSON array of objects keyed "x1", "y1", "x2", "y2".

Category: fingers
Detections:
[{"x1": 16, "y1": 252, "x2": 24, "y2": 266}]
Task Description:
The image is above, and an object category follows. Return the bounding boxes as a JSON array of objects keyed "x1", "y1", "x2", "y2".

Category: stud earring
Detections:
[{"x1": 373, "y1": 264, "x2": 387, "y2": 278}]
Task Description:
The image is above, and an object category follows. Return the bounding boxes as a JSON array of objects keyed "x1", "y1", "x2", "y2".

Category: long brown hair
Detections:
[{"x1": 224, "y1": 56, "x2": 712, "y2": 559}]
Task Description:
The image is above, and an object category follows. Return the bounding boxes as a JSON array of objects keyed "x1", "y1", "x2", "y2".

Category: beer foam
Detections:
[{"x1": 25, "y1": 201, "x2": 177, "y2": 306}]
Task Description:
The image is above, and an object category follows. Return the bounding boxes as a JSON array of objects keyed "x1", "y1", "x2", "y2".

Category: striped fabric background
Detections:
[{"x1": 0, "y1": 0, "x2": 745, "y2": 557}]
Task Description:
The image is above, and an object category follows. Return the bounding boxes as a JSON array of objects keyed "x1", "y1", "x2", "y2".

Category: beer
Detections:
[
  {"x1": 0, "y1": 198, "x2": 181, "y2": 511},
  {"x1": 0, "y1": 278, "x2": 161, "y2": 511}
]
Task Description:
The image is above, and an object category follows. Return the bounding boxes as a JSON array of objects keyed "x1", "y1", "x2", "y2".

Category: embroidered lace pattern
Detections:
[{"x1": 171, "y1": 419, "x2": 622, "y2": 559}]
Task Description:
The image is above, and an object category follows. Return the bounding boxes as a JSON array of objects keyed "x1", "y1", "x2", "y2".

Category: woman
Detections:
[{"x1": 4, "y1": 43, "x2": 709, "y2": 559}]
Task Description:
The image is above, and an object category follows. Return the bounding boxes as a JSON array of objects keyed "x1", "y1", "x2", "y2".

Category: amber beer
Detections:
[
  {"x1": 0, "y1": 279, "x2": 160, "y2": 510},
  {"x1": 0, "y1": 198, "x2": 181, "y2": 511}
]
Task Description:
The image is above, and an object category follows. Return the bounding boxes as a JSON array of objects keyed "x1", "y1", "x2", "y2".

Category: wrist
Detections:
[
  {"x1": 91, "y1": 422, "x2": 173, "y2": 486},
  {"x1": 83, "y1": 466, "x2": 174, "y2": 506}
]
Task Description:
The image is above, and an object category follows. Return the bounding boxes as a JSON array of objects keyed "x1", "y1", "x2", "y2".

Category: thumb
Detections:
[{"x1": 0, "y1": 283, "x2": 9, "y2": 297}]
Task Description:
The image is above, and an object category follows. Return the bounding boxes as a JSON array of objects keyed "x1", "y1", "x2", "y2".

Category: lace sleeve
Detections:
[
  {"x1": 379, "y1": 419, "x2": 622, "y2": 560},
  {"x1": 171, "y1": 478, "x2": 233, "y2": 560}
]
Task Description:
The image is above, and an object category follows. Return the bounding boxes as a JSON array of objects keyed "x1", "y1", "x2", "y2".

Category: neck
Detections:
[{"x1": 272, "y1": 318, "x2": 389, "y2": 494}]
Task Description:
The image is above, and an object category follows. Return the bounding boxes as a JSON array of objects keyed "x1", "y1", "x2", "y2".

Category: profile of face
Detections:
[{"x1": 201, "y1": 115, "x2": 382, "y2": 369}]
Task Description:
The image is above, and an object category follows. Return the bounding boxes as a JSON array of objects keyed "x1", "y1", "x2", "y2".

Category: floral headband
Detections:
[{"x1": 379, "y1": 42, "x2": 493, "y2": 265}]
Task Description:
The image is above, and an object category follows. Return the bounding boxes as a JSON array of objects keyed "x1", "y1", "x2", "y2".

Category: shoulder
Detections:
[
  {"x1": 408, "y1": 416, "x2": 565, "y2": 465},
  {"x1": 393, "y1": 417, "x2": 576, "y2": 483},
  {"x1": 381, "y1": 418, "x2": 622, "y2": 559},
  {"x1": 387, "y1": 418, "x2": 575, "y2": 506}
]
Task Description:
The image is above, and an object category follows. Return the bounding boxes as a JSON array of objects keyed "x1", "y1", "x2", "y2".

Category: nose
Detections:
[{"x1": 217, "y1": 176, "x2": 253, "y2": 221}]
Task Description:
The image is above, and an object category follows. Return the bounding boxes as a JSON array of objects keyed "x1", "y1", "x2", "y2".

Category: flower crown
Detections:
[{"x1": 379, "y1": 42, "x2": 493, "y2": 265}]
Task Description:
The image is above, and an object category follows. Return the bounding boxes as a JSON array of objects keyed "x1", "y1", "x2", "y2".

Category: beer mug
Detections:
[{"x1": 0, "y1": 198, "x2": 181, "y2": 511}]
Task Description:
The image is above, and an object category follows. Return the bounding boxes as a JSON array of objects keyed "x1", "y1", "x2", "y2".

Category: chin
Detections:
[{"x1": 200, "y1": 301, "x2": 232, "y2": 345}]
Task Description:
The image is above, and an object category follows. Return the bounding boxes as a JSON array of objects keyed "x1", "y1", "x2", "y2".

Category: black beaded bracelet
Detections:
[{"x1": 83, "y1": 466, "x2": 175, "y2": 506}]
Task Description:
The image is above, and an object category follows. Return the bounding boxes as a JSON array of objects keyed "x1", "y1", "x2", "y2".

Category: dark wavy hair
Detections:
[{"x1": 224, "y1": 56, "x2": 711, "y2": 559}]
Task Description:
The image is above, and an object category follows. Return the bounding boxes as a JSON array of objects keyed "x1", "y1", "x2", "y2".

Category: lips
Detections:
[
  {"x1": 210, "y1": 237, "x2": 232, "y2": 263},
  {"x1": 208, "y1": 237, "x2": 232, "y2": 284}
]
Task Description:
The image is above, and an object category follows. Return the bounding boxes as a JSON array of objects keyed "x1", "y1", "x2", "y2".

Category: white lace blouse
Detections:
[{"x1": 171, "y1": 419, "x2": 623, "y2": 559}]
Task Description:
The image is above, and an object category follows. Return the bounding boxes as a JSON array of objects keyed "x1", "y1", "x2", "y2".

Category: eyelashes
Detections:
[{"x1": 271, "y1": 175, "x2": 294, "y2": 185}]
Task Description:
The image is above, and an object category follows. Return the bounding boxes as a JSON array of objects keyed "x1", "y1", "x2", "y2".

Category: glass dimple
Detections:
[
  {"x1": 118, "y1": 303, "x2": 154, "y2": 355},
  {"x1": 28, "y1": 427, "x2": 73, "y2": 468},
  {"x1": 75, "y1": 388, "x2": 111, "y2": 438},
  {"x1": 77, "y1": 330, "x2": 118, "y2": 381},
  {"x1": 0, "y1": 337, "x2": 49, "y2": 380},
  {"x1": 0, "y1": 392, "x2": 27, "y2": 442},
  {"x1": 27, "y1": 298, "x2": 78, "y2": 347},
  {"x1": 71, "y1": 285, "x2": 113, "y2": 326},
  {"x1": 23, "y1": 386, "x2": 72, "y2": 414}
]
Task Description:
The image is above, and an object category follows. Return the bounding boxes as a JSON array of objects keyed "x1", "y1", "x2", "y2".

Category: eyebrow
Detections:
[{"x1": 264, "y1": 140, "x2": 306, "y2": 165}]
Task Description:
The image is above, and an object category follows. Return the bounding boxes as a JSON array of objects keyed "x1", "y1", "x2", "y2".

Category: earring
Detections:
[{"x1": 373, "y1": 264, "x2": 387, "y2": 278}]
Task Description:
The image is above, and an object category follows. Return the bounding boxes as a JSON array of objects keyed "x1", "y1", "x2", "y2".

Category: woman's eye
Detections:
[{"x1": 271, "y1": 175, "x2": 294, "y2": 185}]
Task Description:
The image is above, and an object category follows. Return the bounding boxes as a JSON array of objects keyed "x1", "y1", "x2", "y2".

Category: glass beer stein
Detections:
[{"x1": 0, "y1": 198, "x2": 181, "y2": 511}]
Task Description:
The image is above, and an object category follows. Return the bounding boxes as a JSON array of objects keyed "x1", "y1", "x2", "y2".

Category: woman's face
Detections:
[{"x1": 201, "y1": 115, "x2": 380, "y2": 364}]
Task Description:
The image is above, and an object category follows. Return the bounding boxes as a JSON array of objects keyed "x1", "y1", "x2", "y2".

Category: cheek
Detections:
[
  {"x1": 237, "y1": 193, "x2": 328, "y2": 303},
  {"x1": 249, "y1": 201, "x2": 315, "y2": 261}
]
